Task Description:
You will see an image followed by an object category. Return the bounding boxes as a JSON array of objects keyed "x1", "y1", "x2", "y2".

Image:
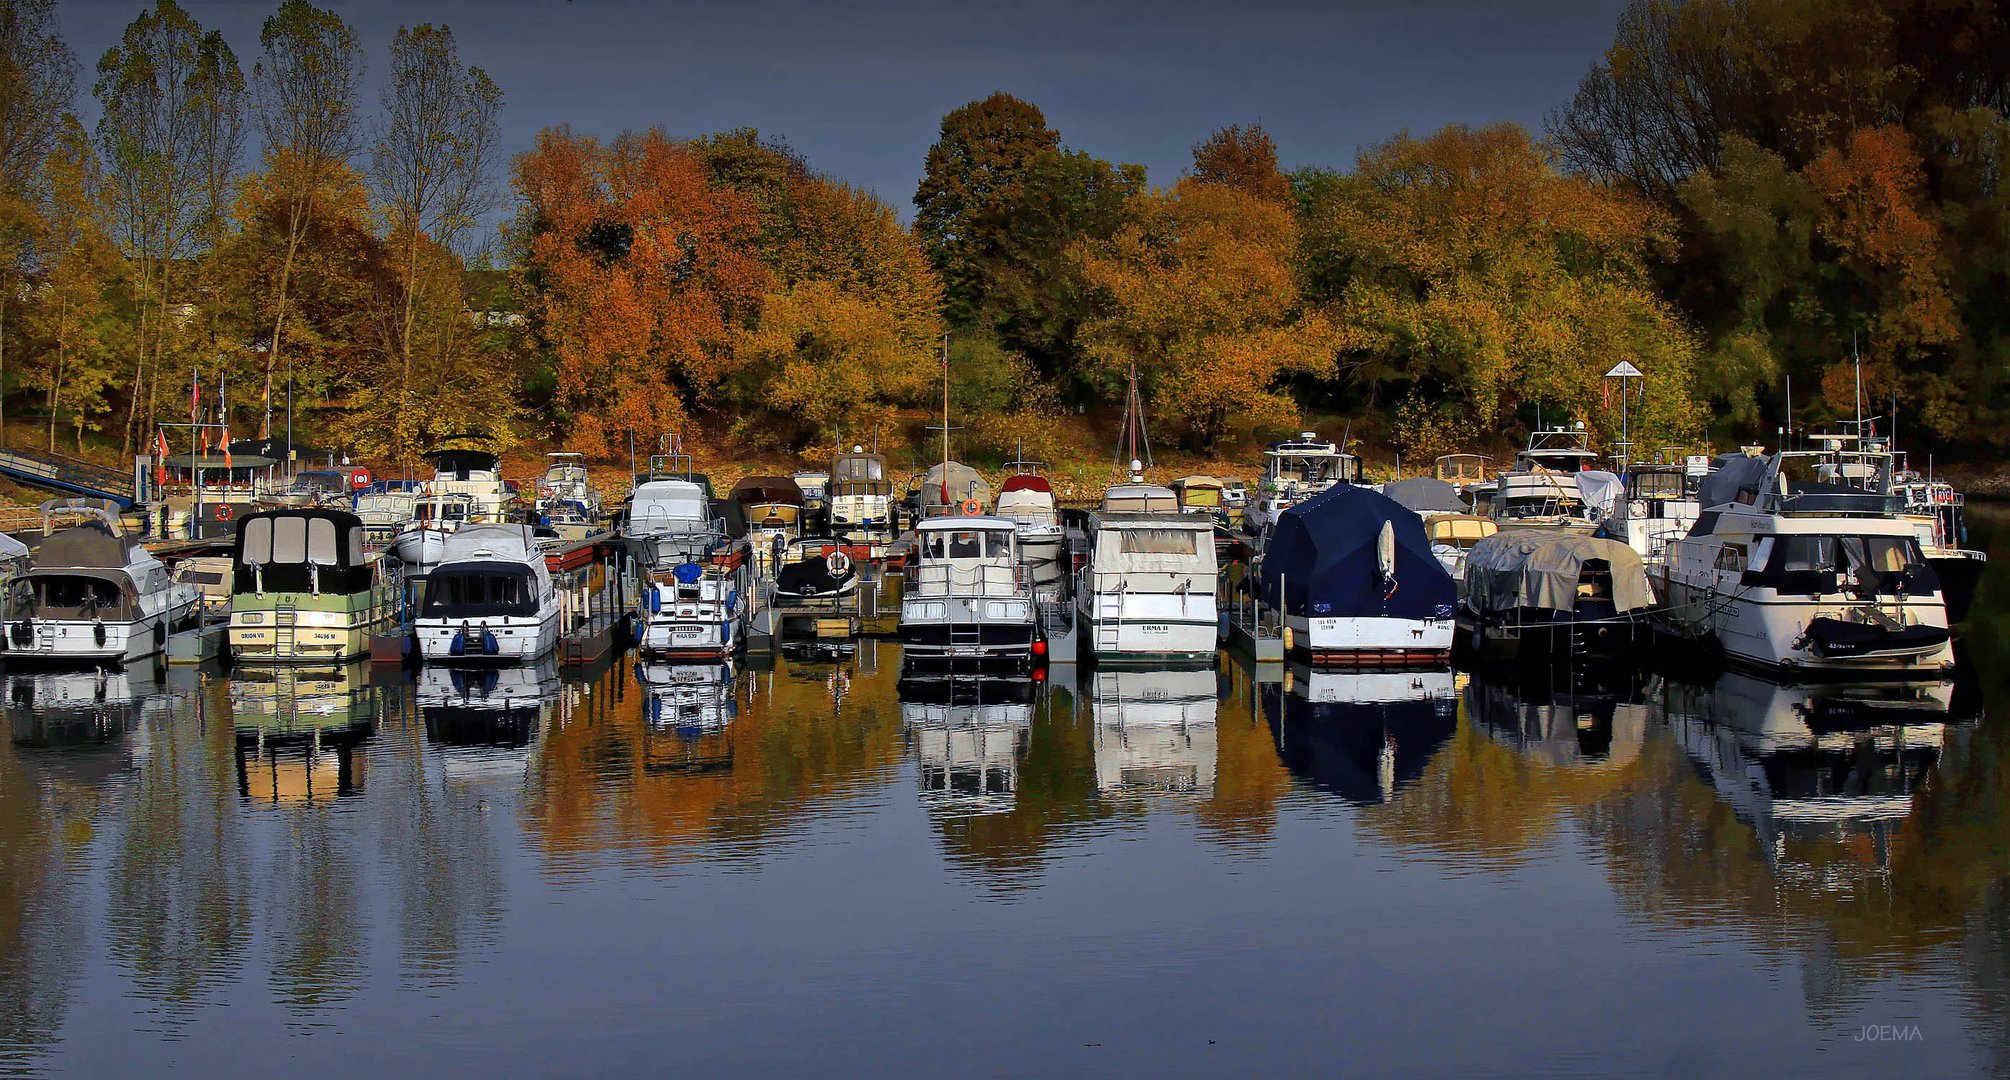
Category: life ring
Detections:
[
  {"x1": 215, "y1": 504, "x2": 233, "y2": 522},
  {"x1": 959, "y1": 499, "x2": 982, "y2": 517},
  {"x1": 826, "y1": 550, "x2": 853, "y2": 577}
]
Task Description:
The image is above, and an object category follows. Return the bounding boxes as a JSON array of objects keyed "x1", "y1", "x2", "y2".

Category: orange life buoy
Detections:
[
  {"x1": 215, "y1": 504, "x2": 233, "y2": 522},
  {"x1": 959, "y1": 499, "x2": 982, "y2": 516}
]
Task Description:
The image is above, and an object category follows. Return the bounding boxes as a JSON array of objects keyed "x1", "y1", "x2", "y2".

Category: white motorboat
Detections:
[
  {"x1": 1605, "y1": 455, "x2": 1707, "y2": 564},
  {"x1": 1657, "y1": 442, "x2": 1956, "y2": 677},
  {"x1": 1246, "y1": 432, "x2": 1361, "y2": 539},
  {"x1": 826, "y1": 448, "x2": 897, "y2": 554},
  {"x1": 1076, "y1": 512, "x2": 1218, "y2": 662},
  {"x1": 535, "y1": 452, "x2": 602, "y2": 541},
  {"x1": 996, "y1": 471, "x2": 1065, "y2": 603},
  {"x1": 1490, "y1": 424, "x2": 1607, "y2": 532},
  {"x1": 900, "y1": 517, "x2": 1039, "y2": 666},
  {"x1": 634, "y1": 556, "x2": 749, "y2": 659},
  {"x1": 1, "y1": 500, "x2": 198, "y2": 665},
  {"x1": 1088, "y1": 667, "x2": 1219, "y2": 798},
  {"x1": 414, "y1": 525, "x2": 562, "y2": 663},
  {"x1": 1887, "y1": 448, "x2": 1985, "y2": 623},
  {"x1": 355, "y1": 487, "x2": 418, "y2": 549},
  {"x1": 622, "y1": 479, "x2": 727, "y2": 567},
  {"x1": 391, "y1": 491, "x2": 475, "y2": 576}
]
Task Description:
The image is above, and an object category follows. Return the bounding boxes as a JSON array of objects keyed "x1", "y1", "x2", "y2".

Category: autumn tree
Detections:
[
  {"x1": 94, "y1": 0, "x2": 245, "y2": 456},
  {"x1": 1314, "y1": 123, "x2": 1701, "y2": 448},
  {"x1": 914, "y1": 93, "x2": 1059, "y2": 328},
  {"x1": 0, "y1": 0, "x2": 78, "y2": 443},
  {"x1": 1191, "y1": 123, "x2": 1290, "y2": 202},
  {"x1": 23, "y1": 118, "x2": 124, "y2": 452},
  {"x1": 1073, "y1": 179, "x2": 1335, "y2": 450},
  {"x1": 369, "y1": 22, "x2": 501, "y2": 454},
  {"x1": 249, "y1": 0, "x2": 361, "y2": 438}
]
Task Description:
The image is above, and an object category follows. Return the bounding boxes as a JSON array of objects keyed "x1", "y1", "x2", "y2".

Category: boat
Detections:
[
  {"x1": 1169, "y1": 475, "x2": 1226, "y2": 519},
  {"x1": 634, "y1": 556, "x2": 749, "y2": 659},
  {"x1": 1076, "y1": 511, "x2": 1218, "y2": 662},
  {"x1": 418, "y1": 447, "x2": 511, "y2": 521},
  {"x1": 1246, "y1": 432, "x2": 1362, "y2": 539},
  {"x1": 1656, "y1": 442, "x2": 1956, "y2": 677},
  {"x1": 1459, "y1": 530, "x2": 1655, "y2": 663},
  {"x1": 1887, "y1": 450, "x2": 1985, "y2": 623},
  {"x1": 772, "y1": 536, "x2": 860, "y2": 603},
  {"x1": 1490, "y1": 424, "x2": 1608, "y2": 532},
  {"x1": 1219, "y1": 479, "x2": 1250, "y2": 529},
  {"x1": 534, "y1": 452, "x2": 602, "y2": 541},
  {"x1": 1602, "y1": 454, "x2": 1707, "y2": 564},
  {"x1": 793, "y1": 469, "x2": 829, "y2": 527},
  {"x1": 1255, "y1": 484, "x2": 1456, "y2": 667},
  {"x1": 227, "y1": 508, "x2": 396, "y2": 663},
  {"x1": 622, "y1": 478, "x2": 729, "y2": 568},
  {"x1": 1088, "y1": 667, "x2": 1219, "y2": 798},
  {"x1": 1433, "y1": 453, "x2": 1491, "y2": 490},
  {"x1": 1100, "y1": 481, "x2": 1177, "y2": 513},
  {"x1": 900, "y1": 516, "x2": 1040, "y2": 666},
  {"x1": 914, "y1": 460, "x2": 992, "y2": 521},
  {"x1": 354, "y1": 486, "x2": 418, "y2": 550},
  {"x1": 825, "y1": 447, "x2": 898, "y2": 555},
  {"x1": 391, "y1": 491, "x2": 477, "y2": 576},
  {"x1": 1260, "y1": 666, "x2": 1458, "y2": 806},
  {"x1": 729, "y1": 475, "x2": 805, "y2": 569},
  {"x1": 995, "y1": 471, "x2": 1066, "y2": 602},
  {"x1": 413, "y1": 524, "x2": 562, "y2": 663},
  {"x1": 1382, "y1": 477, "x2": 1492, "y2": 581},
  {"x1": 1, "y1": 500, "x2": 199, "y2": 665},
  {"x1": 898, "y1": 673, "x2": 1034, "y2": 815}
]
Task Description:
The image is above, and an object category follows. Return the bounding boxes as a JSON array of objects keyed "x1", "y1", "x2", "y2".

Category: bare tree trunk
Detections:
[
  {"x1": 266, "y1": 196, "x2": 308, "y2": 439},
  {"x1": 48, "y1": 295, "x2": 66, "y2": 453}
]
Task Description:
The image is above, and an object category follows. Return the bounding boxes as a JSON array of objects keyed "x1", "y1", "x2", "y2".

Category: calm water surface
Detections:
[{"x1": 7, "y1": 517, "x2": 2010, "y2": 1078}]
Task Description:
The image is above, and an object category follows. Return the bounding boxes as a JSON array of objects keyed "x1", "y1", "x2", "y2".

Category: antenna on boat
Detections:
[
  {"x1": 1853, "y1": 332, "x2": 1864, "y2": 436},
  {"x1": 941, "y1": 334, "x2": 951, "y2": 505},
  {"x1": 1784, "y1": 374, "x2": 1792, "y2": 449}
]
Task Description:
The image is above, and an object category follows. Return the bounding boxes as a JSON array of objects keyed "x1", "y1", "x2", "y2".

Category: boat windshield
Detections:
[
  {"x1": 418, "y1": 500, "x2": 471, "y2": 524},
  {"x1": 1628, "y1": 471, "x2": 1687, "y2": 499},
  {"x1": 922, "y1": 529, "x2": 1010, "y2": 561}
]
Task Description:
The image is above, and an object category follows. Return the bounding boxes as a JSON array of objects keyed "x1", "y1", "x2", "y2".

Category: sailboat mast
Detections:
[{"x1": 941, "y1": 334, "x2": 950, "y2": 504}]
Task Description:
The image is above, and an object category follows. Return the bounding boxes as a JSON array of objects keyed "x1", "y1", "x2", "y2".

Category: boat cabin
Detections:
[
  {"x1": 232, "y1": 509, "x2": 372, "y2": 597},
  {"x1": 1262, "y1": 434, "x2": 1362, "y2": 487},
  {"x1": 1102, "y1": 483, "x2": 1177, "y2": 514},
  {"x1": 1169, "y1": 475, "x2": 1225, "y2": 515},
  {"x1": 1435, "y1": 454, "x2": 1491, "y2": 486},
  {"x1": 996, "y1": 474, "x2": 1059, "y2": 529}
]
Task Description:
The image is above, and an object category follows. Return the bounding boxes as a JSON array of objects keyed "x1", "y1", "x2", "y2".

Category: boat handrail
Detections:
[{"x1": 909, "y1": 561, "x2": 1026, "y2": 596}]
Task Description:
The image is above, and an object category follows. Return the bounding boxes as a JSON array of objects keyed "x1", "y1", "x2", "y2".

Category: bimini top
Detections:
[
  {"x1": 1463, "y1": 530, "x2": 1652, "y2": 615},
  {"x1": 30, "y1": 521, "x2": 141, "y2": 571},
  {"x1": 1381, "y1": 477, "x2": 1466, "y2": 514},
  {"x1": 428, "y1": 449, "x2": 501, "y2": 480},
  {"x1": 0, "y1": 531, "x2": 27, "y2": 564},
  {"x1": 439, "y1": 523, "x2": 539, "y2": 564},
  {"x1": 999, "y1": 474, "x2": 1053, "y2": 495},
  {"x1": 729, "y1": 475, "x2": 804, "y2": 506},
  {"x1": 1259, "y1": 484, "x2": 1455, "y2": 620},
  {"x1": 233, "y1": 509, "x2": 371, "y2": 594}
]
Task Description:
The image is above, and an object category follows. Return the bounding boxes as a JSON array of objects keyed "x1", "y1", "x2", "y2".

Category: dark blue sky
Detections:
[{"x1": 58, "y1": 0, "x2": 1629, "y2": 226}]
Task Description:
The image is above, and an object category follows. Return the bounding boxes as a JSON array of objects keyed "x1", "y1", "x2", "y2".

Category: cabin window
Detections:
[
  {"x1": 271, "y1": 515, "x2": 308, "y2": 564},
  {"x1": 423, "y1": 568, "x2": 538, "y2": 617},
  {"x1": 927, "y1": 530, "x2": 1008, "y2": 560},
  {"x1": 1777, "y1": 536, "x2": 1834, "y2": 573},
  {"x1": 308, "y1": 517, "x2": 339, "y2": 564},
  {"x1": 243, "y1": 517, "x2": 272, "y2": 563},
  {"x1": 1120, "y1": 528, "x2": 1198, "y2": 556},
  {"x1": 349, "y1": 528, "x2": 367, "y2": 564}
]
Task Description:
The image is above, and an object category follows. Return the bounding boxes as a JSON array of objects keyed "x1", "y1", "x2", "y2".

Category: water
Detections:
[{"x1": 7, "y1": 527, "x2": 2010, "y2": 1078}]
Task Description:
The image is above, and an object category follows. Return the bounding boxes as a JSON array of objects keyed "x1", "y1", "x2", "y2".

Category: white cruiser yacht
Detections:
[
  {"x1": 355, "y1": 486, "x2": 418, "y2": 550},
  {"x1": 414, "y1": 525, "x2": 561, "y2": 663},
  {"x1": 1089, "y1": 667, "x2": 1219, "y2": 798},
  {"x1": 2, "y1": 501, "x2": 198, "y2": 665},
  {"x1": 1246, "y1": 432, "x2": 1361, "y2": 539},
  {"x1": 534, "y1": 452, "x2": 601, "y2": 541},
  {"x1": 622, "y1": 479, "x2": 727, "y2": 567},
  {"x1": 1886, "y1": 449, "x2": 1985, "y2": 624},
  {"x1": 826, "y1": 448, "x2": 898, "y2": 555},
  {"x1": 1077, "y1": 512, "x2": 1218, "y2": 662},
  {"x1": 391, "y1": 491, "x2": 475, "y2": 576},
  {"x1": 634, "y1": 556, "x2": 748, "y2": 659},
  {"x1": 996, "y1": 471, "x2": 1065, "y2": 602},
  {"x1": 1657, "y1": 446, "x2": 1955, "y2": 677},
  {"x1": 900, "y1": 517, "x2": 1039, "y2": 666},
  {"x1": 1491, "y1": 424, "x2": 1606, "y2": 532},
  {"x1": 1604, "y1": 455, "x2": 1706, "y2": 564}
]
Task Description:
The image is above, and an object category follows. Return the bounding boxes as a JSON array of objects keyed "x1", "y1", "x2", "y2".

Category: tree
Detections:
[
  {"x1": 913, "y1": 93, "x2": 1060, "y2": 328},
  {"x1": 250, "y1": 0, "x2": 361, "y2": 438},
  {"x1": 370, "y1": 22, "x2": 501, "y2": 454},
  {"x1": 1191, "y1": 123, "x2": 1290, "y2": 202},
  {"x1": 1316, "y1": 123, "x2": 1702, "y2": 447},
  {"x1": 0, "y1": 0, "x2": 79, "y2": 443},
  {"x1": 1073, "y1": 180, "x2": 1336, "y2": 450},
  {"x1": 23, "y1": 117, "x2": 123, "y2": 452},
  {"x1": 94, "y1": 0, "x2": 244, "y2": 456}
]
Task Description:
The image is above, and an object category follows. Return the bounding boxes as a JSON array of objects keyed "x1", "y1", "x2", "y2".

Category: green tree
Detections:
[
  {"x1": 0, "y1": 0, "x2": 78, "y2": 444},
  {"x1": 913, "y1": 92, "x2": 1059, "y2": 329}
]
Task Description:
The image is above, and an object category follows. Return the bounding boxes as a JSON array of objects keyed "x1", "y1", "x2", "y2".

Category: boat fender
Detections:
[
  {"x1": 647, "y1": 588, "x2": 662, "y2": 615},
  {"x1": 1282, "y1": 625, "x2": 1294, "y2": 652},
  {"x1": 450, "y1": 631, "x2": 466, "y2": 656},
  {"x1": 94, "y1": 622, "x2": 108, "y2": 647},
  {"x1": 482, "y1": 630, "x2": 499, "y2": 655}
]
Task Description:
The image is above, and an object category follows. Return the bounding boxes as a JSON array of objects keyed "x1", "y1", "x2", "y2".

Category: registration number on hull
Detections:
[{"x1": 1139, "y1": 624, "x2": 1171, "y2": 635}]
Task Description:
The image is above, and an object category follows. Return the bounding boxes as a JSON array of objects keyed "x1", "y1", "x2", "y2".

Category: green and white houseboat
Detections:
[{"x1": 227, "y1": 508, "x2": 399, "y2": 663}]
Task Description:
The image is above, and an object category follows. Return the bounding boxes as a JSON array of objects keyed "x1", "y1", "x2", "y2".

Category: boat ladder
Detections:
[
  {"x1": 274, "y1": 601, "x2": 298, "y2": 655},
  {"x1": 1096, "y1": 590, "x2": 1123, "y2": 653},
  {"x1": 950, "y1": 622, "x2": 984, "y2": 653}
]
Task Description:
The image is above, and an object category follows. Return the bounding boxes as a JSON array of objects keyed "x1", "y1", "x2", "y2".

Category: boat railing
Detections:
[{"x1": 909, "y1": 561, "x2": 1026, "y2": 597}]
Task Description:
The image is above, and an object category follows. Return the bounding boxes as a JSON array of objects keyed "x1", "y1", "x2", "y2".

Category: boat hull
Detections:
[
  {"x1": 415, "y1": 609, "x2": 561, "y2": 663},
  {"x1": 1657, "y1": 573, "x2": 1955, "y2": 678},
  {"x1": 1284, "y1": 613, "x2": 1454, "y2": 668},
  {"x1": 227, "y1": 591, "x2": 386, "y2": 663}
]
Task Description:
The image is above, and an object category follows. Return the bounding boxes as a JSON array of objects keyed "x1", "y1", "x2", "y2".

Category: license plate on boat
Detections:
[{"x1": 1140, "y1": 624, "x2": 1171, "y2": 634}]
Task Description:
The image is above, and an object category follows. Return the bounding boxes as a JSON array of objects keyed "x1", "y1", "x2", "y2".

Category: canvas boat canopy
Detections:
[
  {"x1": 729, "y1": 475, "x2": 804, "y2": 507},
  {"x1": 440, "y1": 524, "x2": 540, "y2": 564},
  {"x1": 1089, "y1": 513, "x2": 1215, "y2": 574},
  {"x1": 1696, "y1": 451, "x2": 1771, "y2": 510},
  {"x1": 1258, "y1": 485, "x2": 1455, "y2": 619},
  {"x1": 919, "y1": 461, "x2": 991, "y2": 511},
  {"x1": 1463, "y1": 530, "x2": 1653, "y2": 616},
  {"x1": 1576, "y1": 470, "x2": 1624, "y2": 517},
  {"x1": 30, "y1": 521, "x2": 139, "y2": 570},
  {"x1": 0, "y1": 531, "x2": 31, "y2": 564},
  {"x1": 233, "y1": 509, "x2": 372, "y2": 594},
  {"x1": 1382, "y1": 477, "x2": 1466, "y2": 514}
]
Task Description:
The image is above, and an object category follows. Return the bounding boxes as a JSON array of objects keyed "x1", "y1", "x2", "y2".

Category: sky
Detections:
[{"x1": 56, "y1": 0, "x2": 1631, "y2": 228}]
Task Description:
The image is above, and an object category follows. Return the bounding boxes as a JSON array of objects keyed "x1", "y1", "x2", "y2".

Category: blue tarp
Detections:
[{"x1": 1259, "y1": 484, "x2": 1456, "y2": 620}]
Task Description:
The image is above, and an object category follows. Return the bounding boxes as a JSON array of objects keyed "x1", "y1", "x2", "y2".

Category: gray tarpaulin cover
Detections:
[
  {"x1": 1575, "y1": 471, "x2": 1624, "y2": 516},
  {"x1": 1381, "y1": 477, "x2": 1466, "y2": 513},
  {"x1": 1463, "y1": 529, "x2": 1653, "y2": 615},
  {"x1": 0, "y1": 532, "x2": 27, "y2": 562},
  {"x1": 29, "y1": 522, "x2": 136, "y2": 570},
  {"x1": 1697, "y1": 451, "x2": 1771, "y2": 509}
]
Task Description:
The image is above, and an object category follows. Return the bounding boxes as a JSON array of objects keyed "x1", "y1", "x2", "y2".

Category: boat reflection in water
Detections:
[
  {"x1": 1663, "y1": 670, "x2": 1959, "y2": 869},
  {"x1": 230, "y1": 660, "x2": 377, "y2": 803},
  {"x1": 5, "y1": 665, "x2": 172, "y2": 789},
  {"x1": 637, "y1": 659, "x2": 739, "y2": 737},
  {"x1": 1464, "y1": 668, "x2": 1649, "y2": 769},
  {"x1": 1263, "y1": 664, "x2": 1457, "y2": 805},
  {"x1": 898, "y1": 673, "x2": 1035, "y2": 815},
  {"x1": 1088, "y1": 666, "x2": 1218, "y2": 799},
  {"x1": 420, "y1": 657, "x2": 562, "y2": 785}
]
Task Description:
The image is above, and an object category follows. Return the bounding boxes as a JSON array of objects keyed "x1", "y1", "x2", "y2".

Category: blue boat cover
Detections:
[{"x1": 1259, "y1": 484, "x2": 1456, "y2": 619}]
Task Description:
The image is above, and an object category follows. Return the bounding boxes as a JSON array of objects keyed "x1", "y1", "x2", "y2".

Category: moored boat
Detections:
[
  {"x1": 826, "y1": 447, "x2": 898, "y2": 556},
  {"x1": 1, "y1": 500, "x2": 198, "y2": 666},
  {"x1": 995, "y1": 472, "x2": 1065, "y2": 603},
  {"x1": 414, "y1": 525, "x2": 562, "y2": 663},
  {"x1": 227, "y1": 508, "x2": 395, "y2": 663},
  {"x1": 634, "y1": 557, "x2": 748, "y2": 660},
  {"x1": 1246, "y1": 432, "x2": 1361, "y2": 539},
  {"x1": 1459, "y1": 530, "x2": 1654, "y2": 663},
  {"x1": 1077, "y1": 512, "x2": 1218, "y2": 662},
  {"x1": 1255, "y1": 484, "x2": 1455, "y2": 667},
  {"x1": 622, "y1": 479, "x2": 728, "y2": 568},
  {"x1": 900, "y1": 516, "x2": 1039, "y2": 667}
]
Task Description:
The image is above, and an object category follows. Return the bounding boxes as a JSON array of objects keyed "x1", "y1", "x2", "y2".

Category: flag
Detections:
[
  {"x1": 189, "y1": 368, "x2": 200, "y2": 426},
  {"x1": 261, "y1": 373, "x2": 272, "y2": 439},
  {"x1": 154, "y1": 430, "x2": 169, "y2": 488},
  {"x1": 222, "y1": 428, "x2": 232, "y2": 472}
]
